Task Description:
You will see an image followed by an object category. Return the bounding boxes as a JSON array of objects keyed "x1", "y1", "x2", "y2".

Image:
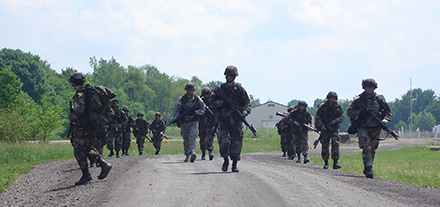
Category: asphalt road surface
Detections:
[{"x1": 1, "y1": 138, "x2": 439, "y2": 207}]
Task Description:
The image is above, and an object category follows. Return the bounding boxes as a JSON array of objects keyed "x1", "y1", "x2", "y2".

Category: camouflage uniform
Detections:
[
  {"x1": 348, "y1": 88, "x2": 391, "y2": 177},
  {"x1": 107, "y1": 105, "x2": 128, "y2": 157},
  {"x1": 315, "y1": 94, "x2": 344, "y2": 169},
  {"x1": 149, "y1": 115, "x2": 166, "y2": 155},
  {"x1": 285, "y1": 104, "x2": 312, "y2": 163},
  {"x1": 134, "y1": 115, "x2": 149, "y2": 155},
  {"x1": 122, "y1": 110, "x2": 135, "y2": 155},
  {"x1": 174, "y1": 89, "x2": 206, "y2": 161},
  {"x1": 276, "y1": 110, "x2": 293, "y2": 157},
  {"x1": 199, "y1": 94, "x2": 218, "y2": 160}
]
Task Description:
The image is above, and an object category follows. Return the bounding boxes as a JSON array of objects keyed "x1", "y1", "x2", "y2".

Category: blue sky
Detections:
[{"x1": 1, "y1": 0, "x2": 439, "y2": 106}]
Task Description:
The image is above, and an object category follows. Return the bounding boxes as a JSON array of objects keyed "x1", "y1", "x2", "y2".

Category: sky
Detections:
[{"x1": 1, "y1": 0, "x2": 440, "y2": 106}]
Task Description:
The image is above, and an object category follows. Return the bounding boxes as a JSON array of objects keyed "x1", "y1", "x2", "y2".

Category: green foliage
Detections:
[
  {"x1": 0, "y1": 68, "x2": 22, "y2": 109},
  {"x1": 412, "y1": 110, "x2": 436, "y2": 131}
]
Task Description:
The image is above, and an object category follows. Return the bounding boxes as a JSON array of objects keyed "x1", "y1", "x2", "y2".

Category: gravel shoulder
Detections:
[{"x1": 1, "y1": 138, "x2": 439, "y2": 207}]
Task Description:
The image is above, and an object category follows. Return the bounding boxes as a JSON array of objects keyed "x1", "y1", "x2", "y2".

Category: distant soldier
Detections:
[
  {"x1": 276, "y1": 107, "x2": 294, "y2": 157},
  {"x1": 134, "y1": 112, "x2": 149, "y2": 155},
  {"x1": 199, "y1": 87, "x2": 218, "y2": 160},
  {"x1": 107, "y1": 99, "x2": 128, "y2": 158},
  {"x1": 68, "y1": 72, "x2": 112, "y2": 185},
  {"x1": 347, "y1": 79, "x2": 392, "y2": 178},
  {"x1": 209, "y1": 66, "x2": 251, "y2": 172},
  {"x1": 122, "y1": 106, "x2": 135, "y2": 156},
  {"x1": 315, "y1": 91, "x2": 344, "y2": 169},
  {"x1": 286, "y1": 101, "x2": 312, "y2": 163},
  {"x1": 149, "y1": 112, "x2": 167, "y2": 155},
  {"x1": 173, "y1": 82, "x2": 206, "y2": 162}
]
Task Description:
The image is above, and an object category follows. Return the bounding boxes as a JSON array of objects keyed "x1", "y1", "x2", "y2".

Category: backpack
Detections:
[{"x1": 81, "y1": 84, "x2": 117, "y2": 131}]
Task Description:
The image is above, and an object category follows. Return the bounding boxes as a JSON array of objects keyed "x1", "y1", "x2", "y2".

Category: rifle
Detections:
[
  {"x1": 168, "y1": 104, "x2": 201, "y2": 126},
  {"x1": 215, "y1": 87, "x2": 257, "y2": 137},
  {"x1": 355, "y1": 99, "x2": 398, "y2": 140},
  {"x1": 160, "y1": 132, "x2": 169, "y2": 140},
  {"x1": 276, "y1": 112, "x2": 287, "y2": 117},
  {"x1": 313, "y1": 106, "x2": 339, "y2": 149},
  {"x1": 145, "y1": 135, "x2": 152, "y2": 143},
  {"x1": 68, "y1": 102, "x2": 74, "y2": 140}
]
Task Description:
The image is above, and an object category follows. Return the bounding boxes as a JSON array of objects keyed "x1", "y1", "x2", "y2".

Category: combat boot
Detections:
[
  {"x1": 89, "y1": 160, "x2": 95, "y2": 167},
  {"x1": 333, "y1": 159, "x2": 341, "y2": 169},
  {"x1": 208, "y1": 149, "x2": 214, "y2": 161},
  {"x1": 116, "y1": 151, "x2": 120, "y2": 158},
  {"x1": 155, "y1": 150, "x2": 159, "y2": 155},
  {"x1": 222, "y1": 157, "x2": 229, "y2": 172},
  {"x1": 323, "y1": 159, "x2": 329, "y2": 169},
  {"x1": 108, "y1": 150, "x2": 114, "y2": 157},
  {"x1": 125, "y1": 150, "x2": 129, "y2": 156},
  {"x1": 190, "y1": 152, "x2": 197, "y2": 163},
  {"x1": 75, "y1": 168, "x2": 92, "y2": 186},
  {"x1": 231, "y1": 160, "x2": 239, "y2": 172},
  {"x1": 304, "y1": 155, "x2": 309, "y2": 164},
  {"x1": 201, "y1": 151, "x2": 206, "y2": 160},
  {"x1": 282, "y1": 151, "x2": 287, "y2": 157},
  {"x1": 97, "y1": 157, "x2": 112, "y2": 180},
  {"x1": 363, "y1": 166, "x2": 373, "y2": 179},
  {"x1": 184, "y1": 154, "x2": 190, "y2": 162},
  {"x1": 139, "y1": 150, "x2": 143, "y2": 155},
  {"x1": 296, "y1": 153, "x2": 301, "y2": 163}
]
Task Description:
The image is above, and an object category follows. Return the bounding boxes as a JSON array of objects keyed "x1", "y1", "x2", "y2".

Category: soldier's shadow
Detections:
[{"x1": 191, "y1": 172, "x2": 231, "y2": 175}]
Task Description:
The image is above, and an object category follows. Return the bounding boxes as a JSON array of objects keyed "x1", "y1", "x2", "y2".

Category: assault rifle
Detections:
[
  {"x1": 313, "y1": 106, "x2": 339, "y2": 149},
  {"x1": 355, "y1": 99, "x2": 398, "y2": 140},
  {"x1": 215, "y1": 87, "x2": 257, "y2": 137},
  {"x1": 275, "y1": 112, "x2": 287, "y2": 117},
  {"x1": 277, "y1": 111, "x2": 318, "y2": 133},
  {"x1": 168, "y1": 104, "x2": 201, "y2": 126}
]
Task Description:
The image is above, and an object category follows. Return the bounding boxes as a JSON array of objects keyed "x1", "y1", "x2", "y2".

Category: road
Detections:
[{"x1": 1, "y1": 138, "x2": 439, "y2": 207}]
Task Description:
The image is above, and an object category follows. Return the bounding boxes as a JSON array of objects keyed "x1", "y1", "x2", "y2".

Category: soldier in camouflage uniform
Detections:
[
  {"x1": 347, "y1": 79, "x2": 392, "y2": 178},
  {"x1": 122, "y1": 106, "x2": 135, "y2": 156},
  {"x1": 149, "y1": 112, "x2": 166, "y2": 155},
  {"x1": 276, "y1": 107, "x2": 294, "y2": 157},
  {"x1": 68, "y1": 72, "x2": 112, "y2": 185},
  {"x1": 174, "y1": 82, "x2": 206, "y2": 162},
  {"x1": 286, "y1": 101, "x2": 312, "y2": 163},
  {"x1": 199, "y1": 87, "x2": 218, "y2": 160},
  {"x1": 134, "y1": 112, "x2": 149, "y2": 155},
  {"x1": 209, "y1": 66, "x2": 251, "y2": 172},
  {"x1": 107, "y1": 99, "x2": 128, "y2": 158},
  {"x1": 315, "y1": 91, "x2": 344, "y2": 169}
]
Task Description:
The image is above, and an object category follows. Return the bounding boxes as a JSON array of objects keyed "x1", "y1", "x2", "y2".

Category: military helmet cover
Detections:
[
  {"x1": 155, "y1": 112, "x2": 161, "y2": 117},
  {"x1": 185, "y1": 82, "x2": 195, "y2": 90},
  {"x1": 110, "y1": 98, "x2": 119, "y2": 107},
  {"x1": 70, "y1": 72, "x2": 85, "y2": 85},
  {"x1": 201, "y1": 87, "x2": 212, "y2": 95},
  {"x1": 137, "y1": 112, "x2": 144, "y2": 117},
  {"x1": 362, "y1": 78, "x2": 378, "y2": 89},
  {"x1": 298, "y1": 101, "x2": 308, "y2": 107},
  {"x1": 326, "y1": 91, "x2": 338, "y2": 100},
  {"x1": 224, "y1": 65, "x2": 238, "y2": 76},
  {"x1": 122, "y1": 106, "x2": 129, "y2": 111}
]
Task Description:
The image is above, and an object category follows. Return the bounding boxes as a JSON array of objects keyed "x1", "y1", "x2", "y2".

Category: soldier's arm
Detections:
[
  {"x1": 240, "y1": 88, "x2": 251, "y2": 116},
  {"x1": 347, "y1": 100, "x2": 361, "y2": 120},
  {"x1": 194, "y1": 96, "x2": 206, "y2": 116},
  {"x1": 69, "y1": 93, "x2": 85, "y2": 122},
  {"x1": 336, "y1": 105, "x2": 345, "y2": 123}
]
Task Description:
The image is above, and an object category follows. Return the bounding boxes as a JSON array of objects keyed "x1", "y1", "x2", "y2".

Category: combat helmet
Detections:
[
  {"x1": 122, "y1": 106, "x2": 129, "y2": 112},
  {"x1": 185, "y1": 82, "x2": 195, "y2": 90},
  {"x1": 201, "y1": 87, "x2": 212, "y2": 95},
  {"x1": 70, "y1": 72, "x2": 85, "y2": 85},
  {"x1": 326, "y1": 91, "x2": 338, "y2": 100},
  {"x1": 298, "y1": 101, "x2": 308, "y2": 107},
  {"x1": 362, "y1": 78, "x2": 378, "y2": 89},
  {"x1": 224, "y1": 65, "x2": 238, "y2": 76},
  {"x1": 155, "y1": 112, "x2": 162, "y2": 117},
  {"x1": 137, "y1": 112, "x2": 144, "y2": 117},
  {"x1": 110, "y1": 98, "x2": 119, "y2": 108}
]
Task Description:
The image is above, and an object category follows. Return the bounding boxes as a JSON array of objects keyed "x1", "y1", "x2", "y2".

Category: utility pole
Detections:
[{"x1": 410, "y1": 72, "x2": 413, "y2": 138}]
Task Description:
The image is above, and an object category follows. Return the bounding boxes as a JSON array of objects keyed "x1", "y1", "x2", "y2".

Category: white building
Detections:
[{"x1": 247, "y1": 101, "x2": 289, "y2": 128}]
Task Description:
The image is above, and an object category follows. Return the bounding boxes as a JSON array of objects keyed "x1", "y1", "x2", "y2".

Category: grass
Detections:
[{"x1": 311, "y1": 146, "x2": 440, "y2": 188}]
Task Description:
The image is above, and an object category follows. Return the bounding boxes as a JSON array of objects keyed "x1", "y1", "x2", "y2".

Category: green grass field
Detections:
[{"x1": 1, "y1": 128, "x2": 440, "y2": 194}]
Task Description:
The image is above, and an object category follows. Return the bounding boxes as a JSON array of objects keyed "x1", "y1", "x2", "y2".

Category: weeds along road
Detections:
[{"x1": 1, "y1": 138, "x2": 439, "y2": 207}]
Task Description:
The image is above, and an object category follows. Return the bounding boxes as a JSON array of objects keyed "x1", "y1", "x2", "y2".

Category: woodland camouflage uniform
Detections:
[
  {"x1": 134, "y1": 113, "x2": 149, "y2": 155},
  {"x1": 107, "y1": 101, "x2": 128, "y2": 158},
  {"x1": 149, "y1": 113, "x2": 166, "y2": 155},
  {"x1": 199, "y1": 87, "x2": 217, "y2": 160},
  {"x1": 285, "y1": 101, "x2": 312, "y2": 163},
  {"x1": 122, "y1": 107, "x2": 135, "y2": 156}
]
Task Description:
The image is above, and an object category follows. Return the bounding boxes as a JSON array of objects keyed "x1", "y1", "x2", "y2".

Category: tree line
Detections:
[{"x1": 0, "y1": 48, "x2": 438, "y2": 142}]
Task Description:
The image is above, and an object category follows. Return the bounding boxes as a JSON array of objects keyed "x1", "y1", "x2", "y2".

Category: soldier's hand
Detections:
[
  {"x1": 330, "y1": 119, "x2": 337, "y2": 125},
  {"x1": 382, "y1": 119, "x2": 389, "y2": 126},
  {"x1": 293, "y1": 121, "x2": 300, "y2": 127}
]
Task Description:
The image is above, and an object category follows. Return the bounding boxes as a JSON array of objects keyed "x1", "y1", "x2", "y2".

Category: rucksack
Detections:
[{"x1": 81, "y1": 84, "x2": 117, "y2": 131}]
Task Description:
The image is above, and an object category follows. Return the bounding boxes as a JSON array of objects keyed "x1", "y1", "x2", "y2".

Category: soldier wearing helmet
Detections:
[
  {"x1": 209, "y1": 65, "x2": 251, "y2": 172},
  {"x1": 347, "y1": 78, "x2": 392, "y2": 179},
  {"x1": 285, "y1": 100, "x2": 312, "y2": 163},
  {"x1": 134, "y1": 112, "x2": 149, "y2": 155},
  {"x1": 149, "y1": 112, "x2": 167, "y2": 155},
  {"x1": 173, "y1": 82, "x2": 206, "y2": 162},
  {"x1": 68, "y1": 72, "x2": 112, "y2": 185},
  {"x1": 315, "y1": 91, "x2": 345, "y2": 169},
  {"x1": 121, "y1": 106, "x2": 135, "y2": 156},
  {"x1": 107, "y1": 98, "x2": 128, "y2": 158},
  {"x1": 199, "y1": 87, "x2": 217, "y2": 160},
  {"x1": 276, "y1": 107, "x2": 295, "y2": 158}
]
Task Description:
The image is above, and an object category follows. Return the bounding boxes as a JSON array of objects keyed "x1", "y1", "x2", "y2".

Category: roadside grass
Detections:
[{"x1": 310, "y1": 146, "x2": 440, "y2": 188}]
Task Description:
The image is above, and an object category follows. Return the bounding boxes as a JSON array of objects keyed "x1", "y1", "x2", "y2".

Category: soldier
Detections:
[
  {"x1": 276, "y1": 107, "x2": 294, "y2": 157},
  {"x1": 68, "y1": 72, "x2": 112, "y2": 185},
  {"x1": 149, "y1": 112, "x2": 167, "y2": 155},
  {"x1": 134, "y1": 112, "x2": 149, "y2": 155},
  {"x1": 315, "y1": 91, "x2": 345, "y2": 169},
  {"x1": 347, "y1": 78, "x2": 392, "y2": 178},
  {"x1": 199, "y1": 87, "x2": 218, "y2": 160},
  {"x1": 209, "y1": 66, "x2": 251, "y2": 172},
  {"x1": 174, "y1": 82, "x2": 206, "y2": 162},
  {"x1": 107, "y1": 99, "x2": 128, "y2": 158},
  {"x1": 286, "y1": 101, "x2": 312, "y2": 163},
  {"x1": 122, "y1": 106, "x2": 135, "y2": 156}
]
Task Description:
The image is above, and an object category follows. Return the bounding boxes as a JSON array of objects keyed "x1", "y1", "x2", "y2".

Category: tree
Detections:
[
  {"x1": 250, "y1": 94, "x2": 261, "y2": 107},
  {"x1": 287, "y1": 99, "x2": 300, "y2": 107},
  {"x1": 205, "y1": 81, "x2": 223, "y2": 90},
  {"x1": 0, "y1": 67, "x2": 22, "y2": 109},
  {"x1": 413, "y1": 110, "x2": 436, "y2": 131}
]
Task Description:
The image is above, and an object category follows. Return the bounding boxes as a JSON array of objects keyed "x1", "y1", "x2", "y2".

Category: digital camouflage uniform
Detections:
[
  {"x1": 347, "y1": 91, "x2": 391, "y2": 177},
  {"x1": 134, "y1": 116, "x2": 149, "y2": 155},
  {"x1": 199, "y1": 94, "x2": 217, "y2": 160},
  {"x1": 315, "y1": 97, "x2": 344, "y2": 169},
  {"x1": 174, "y1": 91, "x2": 206, "y2": 161},
  {"x1": 107, "y1": 106, "x2": 128, "y2": 157},
  {"x1": 122, "y1": 111, "x2": 135, "y2": 155},
  {"x1": 149, "y1": 116, "x2": 166, "y2": 155},
  {"x1": 285, "y1": 106, "x2": 312, "y2": 162}
]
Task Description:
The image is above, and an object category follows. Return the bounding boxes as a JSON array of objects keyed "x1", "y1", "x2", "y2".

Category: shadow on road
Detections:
[
  {"x1": 191, "y1": 172, "x2": 231, "y2": 175},
  {"x1": 161, "y1": 161, "x2": 185, "y2": 164}
]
